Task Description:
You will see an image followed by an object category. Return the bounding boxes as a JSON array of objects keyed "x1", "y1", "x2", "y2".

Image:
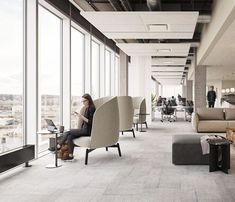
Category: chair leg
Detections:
[
  {"x1": 85, "y1": 148, "x2": 95, "y2": 165},
  {"x1": 136, "y1": 123, "x2": 138, "y2": 131},
  {"x1": 145, "y1": 121, "x2": 148, "y2": 129},
  {"x1": 106, "y1": 147, "x2": 108, "y2": 151},
  {"x1": 121, "y1": 131, "x2": 124, "y2": 135},
  {"x1": 117, "y1": 143, "x2": 122, "y2": 157},
  {"x1": 85, "y1": 149, "x2": 89, "y2": 165},
  {"x1": 132, "y1": 128, "x2": 135, "y2": 138}
]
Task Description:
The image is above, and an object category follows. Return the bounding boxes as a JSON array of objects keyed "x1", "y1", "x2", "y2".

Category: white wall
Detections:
[
  {"x1": 128, "y1": 56, "x2": 152, "y2": 122},
  {"x1": 197, "y1": 0, "x2": 235, "y2": 65}
]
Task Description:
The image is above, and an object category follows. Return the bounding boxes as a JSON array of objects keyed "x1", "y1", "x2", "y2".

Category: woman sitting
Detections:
[{"x1": 58, "y1": 93, "x2": 96, "y2": 160}]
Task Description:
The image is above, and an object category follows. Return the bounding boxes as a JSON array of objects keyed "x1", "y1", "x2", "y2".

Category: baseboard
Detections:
[{"x1": 0, "y1": 145, "x2": 35, "y2": 173}]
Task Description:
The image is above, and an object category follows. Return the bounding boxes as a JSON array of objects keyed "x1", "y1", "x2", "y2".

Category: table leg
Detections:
[
  {"x1": 209, "y1": 144, "x2": 218, "y2": 172},
  {"x1": 46, "y1": 132, "x2": 62, "y2": 168}
]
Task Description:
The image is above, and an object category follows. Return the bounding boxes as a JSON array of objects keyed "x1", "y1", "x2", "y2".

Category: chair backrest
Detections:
[
  {"x1": 94, "y1": 96, "x2": 113, "y2": 109},
  {"x1": 90, "y1": 97, "x2": 119, "y2": 148},
  {"x1": 117, "y1": 96, "x2": 134, "y2": 131},
  {"x1": 77, "y1": 96, "x2": 113, "y2": 129},
  {"x1": 132, "y1": 97, "x2": 146, "y2": 123}
]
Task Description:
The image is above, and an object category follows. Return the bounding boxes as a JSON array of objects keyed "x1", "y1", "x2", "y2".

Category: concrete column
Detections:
[
  {"x1": 119, "y1": 50, "x2": 128, "y2": 95},
  {"x1": 194, "y1": 66, "x2": 207, "y2": 111},
  {"x1": 186, "y1": 80, "x2": 193, "y2": 101},
  {"x1": 182, "y1": 84, "x2": 187, "y2": 98}
]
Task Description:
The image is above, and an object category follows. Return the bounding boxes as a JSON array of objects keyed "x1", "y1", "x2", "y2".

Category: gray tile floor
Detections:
[{"x1": 0, "y1": 114, "x2": 235, "y2": 202}]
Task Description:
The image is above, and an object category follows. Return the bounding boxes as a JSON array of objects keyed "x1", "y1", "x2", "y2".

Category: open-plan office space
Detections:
[{"x1": 1, "y1": 0, "x2": 235, "y2": 201}]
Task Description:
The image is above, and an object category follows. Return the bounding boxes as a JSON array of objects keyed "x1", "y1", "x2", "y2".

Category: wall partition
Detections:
[
  {"x1": 0, "y1": 0, "x2": 24, "y2": 154},
  {"x1": 38, "y1": 5, "x2": 62, "y2": 152}
]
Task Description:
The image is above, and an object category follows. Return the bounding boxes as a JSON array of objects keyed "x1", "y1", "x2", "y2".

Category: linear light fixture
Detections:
[{"x1": 148, "y1": 24, "x2": 168, "y2": 32}]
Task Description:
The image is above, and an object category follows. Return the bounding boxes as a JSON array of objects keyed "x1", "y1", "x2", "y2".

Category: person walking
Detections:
[{"x1": 207, "y1": 86, "x2": 216, "y2": 108}]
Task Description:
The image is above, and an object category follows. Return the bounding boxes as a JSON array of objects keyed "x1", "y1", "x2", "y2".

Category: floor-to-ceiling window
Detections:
[
  {"x1": 105, "y1": 49, "x2": 111, "y2": 96},
  {"x1": 38, "y1": 5, "x2": 62, "y2": 152},
  {"x1": 91, "y1": 40, "x2": 100, "y2": 99},
  {"x1": 71, "y1": 26, "x2": 84, "y2": 128},
  {"x1": 0, "y1": 0, "x2": 24, "y2": 153}
]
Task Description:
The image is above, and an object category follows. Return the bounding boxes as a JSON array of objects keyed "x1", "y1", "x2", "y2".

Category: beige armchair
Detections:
[
  {"x1": 73, "y1": 97, "x2": 121, "y2": 165},
  {"x1": 117, "y1": 96, "x2": 135, "y2": 138},
  {"x1": 132, "y1": 97, "x2": 148, "y2": 131}
]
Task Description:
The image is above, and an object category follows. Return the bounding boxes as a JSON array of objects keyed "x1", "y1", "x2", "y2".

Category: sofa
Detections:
[{"x1": 192, "y1": 108, "x2": 235, "y2": 132}]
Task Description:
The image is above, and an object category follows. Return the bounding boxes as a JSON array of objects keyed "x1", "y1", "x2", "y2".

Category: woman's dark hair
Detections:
[{"x1": 82, "y1": 93, "x2": 95, "y2": 107}]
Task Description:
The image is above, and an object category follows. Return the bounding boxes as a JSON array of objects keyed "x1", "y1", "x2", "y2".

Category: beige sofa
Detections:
[{"x1": 192, "y1": 108, "x2": 235, "y2": 132}]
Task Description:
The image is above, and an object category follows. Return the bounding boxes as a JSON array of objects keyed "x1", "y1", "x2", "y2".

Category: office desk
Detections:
[{"x1": 37, "y1": 130, "x2": 63, "y2": 168}]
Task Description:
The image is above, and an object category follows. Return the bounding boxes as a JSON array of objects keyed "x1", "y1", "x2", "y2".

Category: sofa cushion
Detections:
[
  {"x1": 197, "y1": 108, "x2": 224, "y2": 120},
  {"x1": 225, "y1": 108, "x2": 235, "y2": 120},
  {"x1": 228, "y1": 121, "x2": 235, "y2": 128},
  {"x1": 198, "y1": 120, "x2": 228, "y2": 132},
  {"x1": 172, "y1": 135, "x2": 208, "y2": 165}
]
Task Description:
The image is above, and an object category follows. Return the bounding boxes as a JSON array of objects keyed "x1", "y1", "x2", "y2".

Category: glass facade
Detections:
[
  {"x1": 91, "y1": 40, "x2": 100, "y2": 99},
  {"x1": 38, "y1": 5, "x2": 62, "y2": 152},
  {"x1": 0, "y1": 1, "x2": 119, "y2": 156},
  {"x1": 71, "y1": 26, "x2": 85, "y2": 128},
  {"x1": 0, "y1": 0, "x2": 24, "y2": 154}
]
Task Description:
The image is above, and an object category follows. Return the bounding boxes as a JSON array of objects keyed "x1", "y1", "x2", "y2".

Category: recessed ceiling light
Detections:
[
  {"x1": 163, "y1": 61, "x2": 173, "y2": 64},
  {"x1": 157, "y1": 49, "x2": 171, "y2": 53},
  {"x1": 148, "y1": 24, "x2": 168, "y2": 32}
]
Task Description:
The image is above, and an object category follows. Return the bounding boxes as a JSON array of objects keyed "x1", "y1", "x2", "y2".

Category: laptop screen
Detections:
[{"x1": 45, "y1": 119, "x2": 57, "y2": 131}]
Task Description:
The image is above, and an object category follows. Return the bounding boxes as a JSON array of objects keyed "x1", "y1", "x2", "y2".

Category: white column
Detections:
[
  {"x1": 129, "y1": 56, "x2": 152, "y2": 122},
  {"x1": 25, "y1": 0, "x2": 38, "y2": 155},
  {"x1": 119, "y1": 50, "x2": 128, "y2": 96},
  {"x1": 62, "y1": 18, "x2": 71, "y2": 129}
]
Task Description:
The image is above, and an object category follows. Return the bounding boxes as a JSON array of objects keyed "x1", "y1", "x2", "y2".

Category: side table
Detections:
[
  {"x1": 207, "y1": 138, "x2": 232, "y2": 174},
  {"x1": 37, "y1": 130, "x2": 63, "y2": 168}
]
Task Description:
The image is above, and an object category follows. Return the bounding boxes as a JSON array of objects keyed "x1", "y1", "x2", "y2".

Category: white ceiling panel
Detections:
[
  {"x1": 152, "y1": 72, "x2": 183, "y2": 76},
  {"x1": 152, "y1": 57, "x2": 187, "y2": 65},
  {"x1": 151, "y1": 66, "x2": 185, "y2": 71},
  {"x1": 104, "y1": 32, "x2": 193, "y2": 39},
  {"x1": 116, "y1": 43, "x2": 190, "y2": 56},
  {"x1": 154, "y1": 78, "x2": 182, "y2": 85},
  {"x1": 81, "y1": 11, "x2": 199, "y2": 39},
  {"x1": 153, "y1": 75, "x2": 183, "y2": 79}
]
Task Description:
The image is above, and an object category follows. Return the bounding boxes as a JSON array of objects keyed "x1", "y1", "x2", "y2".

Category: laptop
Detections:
[{"x1": 45, "y1": 119, "x2": 58, "y2": 132}]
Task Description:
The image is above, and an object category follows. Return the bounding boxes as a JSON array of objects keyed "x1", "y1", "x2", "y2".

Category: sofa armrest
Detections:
[{"x1": 192, "y1": 112, "x2": 199, "y2": 132}]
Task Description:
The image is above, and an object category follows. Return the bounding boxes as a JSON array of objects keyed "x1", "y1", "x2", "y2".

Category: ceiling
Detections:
[{"x1": 70, "y1": 0, "x2": 214, "y2": 85}]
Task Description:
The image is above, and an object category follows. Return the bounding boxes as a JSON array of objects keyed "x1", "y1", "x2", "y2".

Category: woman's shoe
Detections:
[{"x1": 62, "y1": 155, "x2": 74, "y2": 161}]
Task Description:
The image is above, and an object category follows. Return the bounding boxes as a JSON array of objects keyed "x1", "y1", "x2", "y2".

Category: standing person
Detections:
[
  {"x1": 207, "y1": 86, "x2": 216, "y2": 108},
  {"x1": 58, "y1": 93, "x2": 96, "y2": 160}
]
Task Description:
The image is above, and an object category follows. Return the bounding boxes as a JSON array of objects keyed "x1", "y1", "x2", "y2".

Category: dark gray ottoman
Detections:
[{"x1": 172, "y1": 135, "x2": 209, "y2": 165}]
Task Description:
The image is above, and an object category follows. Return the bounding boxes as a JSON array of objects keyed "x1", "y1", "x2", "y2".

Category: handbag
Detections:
[{"x1": 57, "y1": 143, "x2": 69, "y2": 159}]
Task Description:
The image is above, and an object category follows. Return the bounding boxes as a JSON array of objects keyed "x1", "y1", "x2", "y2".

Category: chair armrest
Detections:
[{"x1": 191, "y1": 112, "x2": 199, "y2": 132}]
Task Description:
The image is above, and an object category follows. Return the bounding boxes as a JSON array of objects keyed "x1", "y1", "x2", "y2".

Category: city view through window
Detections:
[
  {"x1": 0, "y1": 2, "x2": 119, "y2": 155},
  {"x1": 0, "y1": 1, "x2": 24, "y2": 154}
]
